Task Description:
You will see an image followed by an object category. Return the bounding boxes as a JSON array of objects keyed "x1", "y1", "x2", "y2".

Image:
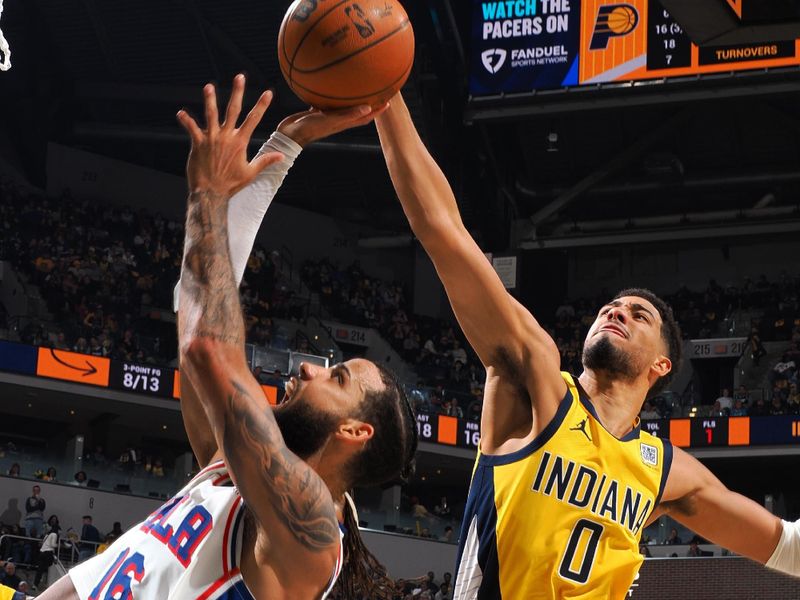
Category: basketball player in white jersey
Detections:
[{"x1": 39, "y1": 75, "x2": 416, "y2": 600}]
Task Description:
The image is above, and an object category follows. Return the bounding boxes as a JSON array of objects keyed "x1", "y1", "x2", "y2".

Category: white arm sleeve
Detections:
[
  {"x1": 174, "y1": 131, "x2": 302, "y2": 311},
  {"x1": 766, "y1": 519, "x2": 800, "y2": 577}
]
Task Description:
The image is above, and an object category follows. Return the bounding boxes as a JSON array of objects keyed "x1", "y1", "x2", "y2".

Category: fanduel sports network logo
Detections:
[
  {"x1": 481, "y1": 48, "x2": 507, "y2": 73},
  {"x1": 590, "y1": 4, "x2": 639, "y2": 50}
]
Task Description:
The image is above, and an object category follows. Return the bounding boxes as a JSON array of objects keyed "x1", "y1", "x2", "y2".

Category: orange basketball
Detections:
[{"x1": 278, "y1": 0, "x2": 415, "y2": 110}]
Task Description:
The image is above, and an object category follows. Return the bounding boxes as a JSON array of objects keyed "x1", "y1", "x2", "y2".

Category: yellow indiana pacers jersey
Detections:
[
  {"x1": 0, "y1": 584, "x2": 19, "y2": 600},
  {"x1": 453, "y1": 372, "x2": 672, "y2": 600}
]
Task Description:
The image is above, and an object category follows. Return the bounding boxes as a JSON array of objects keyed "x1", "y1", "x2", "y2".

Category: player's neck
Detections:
[
  {"x1": 306, "y1": 450, "x2": 350, "y2": 505},
  {"x1": 578, "y1": 369, "x2": 647, "y2": 438}
]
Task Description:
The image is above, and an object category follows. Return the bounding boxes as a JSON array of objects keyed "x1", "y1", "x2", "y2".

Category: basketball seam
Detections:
[
  {"x1": 279, "y1": 15, "x2": 292, "y2": 87},
  {"x1": 288, "y1": 52, "x2": 413, "y2": 101},
  {"x1": 285, "y1": 0, "x2": 352, "y2": 76},
  {"x1": 291, "y1": 19, "x2": 411, "y2": 75}
]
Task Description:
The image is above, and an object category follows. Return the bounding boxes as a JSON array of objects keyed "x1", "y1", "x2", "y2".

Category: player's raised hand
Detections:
[
  {"x1": 177, "y1": 74, "x2": 284, "y2": 197},
  {"x1": 277, "y1": 103, "x2": 388, "y2": 147}
]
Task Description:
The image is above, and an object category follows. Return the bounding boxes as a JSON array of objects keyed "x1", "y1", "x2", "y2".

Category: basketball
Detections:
[{"x1": 278, "y1": 0, "x2": 415, "y2": 110}]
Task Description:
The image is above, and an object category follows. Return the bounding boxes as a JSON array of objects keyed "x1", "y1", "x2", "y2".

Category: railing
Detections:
[
  {"x1": 304, "y1": 314, "x2": 343, "y2": 363},
  {"x1": 60, "y1": 537, "x2": 104, "y2": 567},
  {"x1": 0, "y1": 463, "x2": 179, "y2": 501},
  {"x1": 293, "y1": 329, "x2": 322, "y2": 357},
  {"x1": 0, "y1": 533, "x2": 42, "y2": 571},
  {"x1": 0, "y1": 533, "x2": 103, "y2": 573}
]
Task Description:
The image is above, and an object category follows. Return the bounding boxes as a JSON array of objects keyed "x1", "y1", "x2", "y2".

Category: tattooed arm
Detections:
[
  {"x1": 176, "y1": 76, "x2": 340, "y2": 579},
  {"x1": 175, "y1": 101, "x2": 381, "y2": 470}
]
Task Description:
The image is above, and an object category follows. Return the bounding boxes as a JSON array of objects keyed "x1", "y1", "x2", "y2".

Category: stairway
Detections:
[{"x1": 735, "y1": 341, "x2": 788, "y2": 400}]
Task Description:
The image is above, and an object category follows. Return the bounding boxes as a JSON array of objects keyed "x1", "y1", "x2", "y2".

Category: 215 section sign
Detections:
[{"x1": 470, "y1": 0, "x2": 800, "y2": 95}]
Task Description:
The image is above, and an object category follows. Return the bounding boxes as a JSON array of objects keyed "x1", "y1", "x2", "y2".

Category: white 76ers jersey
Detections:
[{"x1": 69, "y1": 460, "x2": 343, "y2": 600}]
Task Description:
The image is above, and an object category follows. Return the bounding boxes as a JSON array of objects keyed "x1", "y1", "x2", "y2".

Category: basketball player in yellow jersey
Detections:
[{"x1": 375, "y1": 96, "x2": 800, "y2": 599}]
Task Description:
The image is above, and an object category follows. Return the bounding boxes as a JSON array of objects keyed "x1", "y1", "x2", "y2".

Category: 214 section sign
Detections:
[{"x1": 470, "y1": 0, "x2": 800, "y2": 95}]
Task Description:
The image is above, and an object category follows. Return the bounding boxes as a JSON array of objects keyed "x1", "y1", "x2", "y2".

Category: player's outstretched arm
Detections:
[
  {"x1": 177, "y1": 374, "x2": 218, "y2": 468},
  {"x1": 375, "y1": 95, "x2": 565, "y2": 443},
  {"x1": 176, "y1": 76, "x2": 339, "y2": 582},
  {"x1": 175, "y1": 105, "x2": 384, "y2": 469},
  {"x1": 658, "y1": 446, "x2": 787, "y2": 566}
]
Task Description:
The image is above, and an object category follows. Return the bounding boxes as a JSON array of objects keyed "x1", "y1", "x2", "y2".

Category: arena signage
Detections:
[
  {"x1": 322, "y1": 321, "x2": 372, "y2": 347},
  {"x1": 4, "y1": 342, "x2": 800, "y2": 451},
  {"x1": 109, "y1": 360, "x2": 174, "y2": 398},
  {"x1": 469, "y1": 0, "x2": 800, "y2": 95},
  {"x1": 689, "y1": 337, "x2": 747, "y2": 359},
  {"x1": 415, "y1": 412, "x2": 481, "y2": 450},
  {"x1": 471, "y1": 0, "x2": 580, "y2": 94},
  {"x1": 0, "y1": 342, "x2": 280, "y2": 406}
]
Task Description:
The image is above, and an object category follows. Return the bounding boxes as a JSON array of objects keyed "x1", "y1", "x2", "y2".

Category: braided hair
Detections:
[{"x1": 330, "y1": 364, "x2": 418, "y2": 598}]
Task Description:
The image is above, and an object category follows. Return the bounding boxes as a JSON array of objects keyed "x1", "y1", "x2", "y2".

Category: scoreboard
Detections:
[
  {"x1": 1, "y1": 340, "x2": 280, "y2": 406},
  {"x1": 4, "y1": 340, "x2": 800, "y2": 452},
  {"x1": 110, "y1": 361, "x2": 174, "y2": 398},
  {"x1": 418, "y1": 412, "x2": 800, "y2": 451},
  {"x1": 470, "y1": 0, "x2": 800, "y2": 95},
  {"x1": 642, "y1": 415, "x2": 800, "y2": 448},
  {"x1": 416, "y1": 412, "x2": 481, "y2": 450}
]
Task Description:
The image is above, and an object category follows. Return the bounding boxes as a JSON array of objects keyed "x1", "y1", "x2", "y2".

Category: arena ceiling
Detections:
[{"x1": 2, "y1": 0, "x2": 800, "y2": 250}]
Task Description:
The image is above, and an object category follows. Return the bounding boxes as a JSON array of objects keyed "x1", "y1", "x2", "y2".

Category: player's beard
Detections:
[
  {"x1": 582, "y1": 335, "x2": 638, "y2": 380},
  {"x1": 273, "y1": 399, "x2": 340, "y2": 460}
]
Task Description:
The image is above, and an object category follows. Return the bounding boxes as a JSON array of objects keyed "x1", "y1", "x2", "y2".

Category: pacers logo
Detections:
[
  {"x1": 590, "y1": 4, "x2": 639, "y2": 50},
  {"x1": 481, "y1": 48, "x2": 507, "y2": 74}
]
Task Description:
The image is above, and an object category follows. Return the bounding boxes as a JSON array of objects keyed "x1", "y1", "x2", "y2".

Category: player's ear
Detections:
[
  {"x1": 652, "y1": 355, "x2": 671, "y2": 378},
  {"x1": 335, "y1": 419, "x2": 374, "y2": 445}
]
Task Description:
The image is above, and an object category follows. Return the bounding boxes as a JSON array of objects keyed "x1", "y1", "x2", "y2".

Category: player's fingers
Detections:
[
  {"x1": 348, "y1": 103, "x2": 388, "y2": 128},
  {"x1": 250, "y1": 151, "x2": 284, "y2": 175},
  {"x1": 322, "y1": 104, "x2": 372, "y2": 123},
  {"x1": 176, "y1": 110, "x2": 203, "y2": 143},
  {"x1": 204, "y1": 83, "x2": 220, "y2": 134},
  {"x1": 223, "y1": 74, "x2": 245, "y2": 131},
  {"x1": 276, "y1": 108, "x2": 314, "y2": 133},
  {"x1": 239, "y1": 90, "x2": 274, "y2": 138},
  {"x1": 371, "y1": 102, "x2": 390, "y2": 116},
  {"x1": 322, "y1": 104, "x2": 383, "y2": 132}
]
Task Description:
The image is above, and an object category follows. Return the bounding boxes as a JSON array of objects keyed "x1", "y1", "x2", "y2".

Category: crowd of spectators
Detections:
[
  {"x1": 300, "y1": 258, "x2": 800, "y2": 420},
  {"x1": 758, "y1": 341, "x2": 800, "y2": 416},
  {"x1": 328, "y1": 571, "x2": 454, "y2": 600},
  {"x1": 301, "y1": 259, "x2": 487, "y2": 416},
  {"x1": 7, "y1": 174, "x2": 800, "y2": 418},
  {"x1": 0, "y1": 480, "x2": 127, "y2": 594},
  {"x1": 1, "y1": 441, "x2": 173, "y2": 496},
  {"x1": 0, "y1": 178, "x2": 304, "y2": 365},
  {"x1": 0, "y1": 181, "x2": 182, "y2": 363},
  {"x1": 391, "y1": 571, "x2": 454, "y2": 600}
]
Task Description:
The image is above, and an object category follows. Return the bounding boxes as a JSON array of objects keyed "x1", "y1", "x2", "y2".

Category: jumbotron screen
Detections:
[{"x1": 470, "y1": 0, "x2": 800, "y2": 95}]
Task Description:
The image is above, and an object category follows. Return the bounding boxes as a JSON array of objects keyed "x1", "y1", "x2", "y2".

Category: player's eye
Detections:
[{"x1": 635, "y1": 313, "x2": 648, "y2": 322}]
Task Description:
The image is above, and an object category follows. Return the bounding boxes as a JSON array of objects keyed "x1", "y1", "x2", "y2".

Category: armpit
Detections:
[{"x1": 659, "y1": 492, "x2": 699, "y2": 517}]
